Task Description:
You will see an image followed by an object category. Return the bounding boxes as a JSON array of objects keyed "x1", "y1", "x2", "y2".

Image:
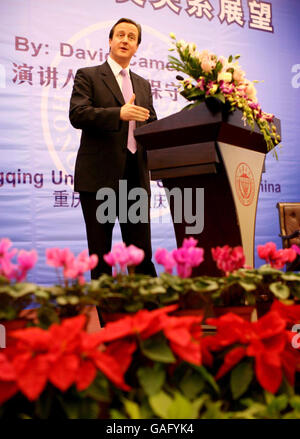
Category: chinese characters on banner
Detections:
[
  {"x1": 12, "y1": 65, "x2": 179, "y2": 101},
  {"x1": 52, "y1": 188, "x2": 169, "y2": 209},
  {"x1": 13, "y1": 64, "x2": 74, "y2": 88},
  {"x1": 53, "y1": 190, "x2": 81, "y2": 208},
  {"x1": 116, "y1": 0, "x2": 274, "y2": 32}
]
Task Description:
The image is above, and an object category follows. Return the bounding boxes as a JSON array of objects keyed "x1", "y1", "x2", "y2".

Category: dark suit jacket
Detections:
[{"x1": 69, "y1": 61, "x2": 157, "y2": 194}]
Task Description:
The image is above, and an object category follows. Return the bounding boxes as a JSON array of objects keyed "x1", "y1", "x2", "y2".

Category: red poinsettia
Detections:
[
  {"x1": 270, "y1": 300, "x2": 300, "y2": 328},
  {"x1": 0, "y1": 353, "x2": 18, "y2": 404},
  {"x1": 162, "y1": 315, "x2": 202, "y2": 365},
  {"x1": 205, "y1": 310, "x2": 300, "y2": 394},
  {"x1": 0, "y1": 306, "x2": 204, "y2": 405},
  {"x1": 0, "y1": 315, "x2": 132, "y2": 403},
  {"x1": 94, "y1": 305, "x2": 202, "y2": 366},
  {"x1": 76, "y1": 333, "x2": 135, "y2": 392},
  {"x1": 93, "y1": 304, "x2": 179, "y2": 343}
]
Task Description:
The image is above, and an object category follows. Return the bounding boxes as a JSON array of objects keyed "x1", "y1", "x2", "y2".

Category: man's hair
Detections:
[{"x1": 109, "y1": 18, "x2": 142, "y2": 45}]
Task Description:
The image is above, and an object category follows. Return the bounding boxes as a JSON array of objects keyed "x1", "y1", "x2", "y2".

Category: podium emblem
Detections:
[{"x1": 235, "y1": 162, "x2": 255, "y2": 206}]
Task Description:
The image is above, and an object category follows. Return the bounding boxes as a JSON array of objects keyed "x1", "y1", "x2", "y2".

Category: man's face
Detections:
[{"x1": 109, "y1": 22, "x2": 139, "y2": 67}]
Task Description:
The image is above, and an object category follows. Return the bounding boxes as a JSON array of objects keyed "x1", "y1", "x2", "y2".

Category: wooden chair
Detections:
[{"x1": 277, "y1": 202, "x2": 300, "y2": 271}]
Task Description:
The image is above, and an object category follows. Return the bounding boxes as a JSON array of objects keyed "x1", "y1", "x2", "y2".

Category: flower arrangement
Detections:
[
  {"x1": 168, "y1": 34, "x2": 281, "y2": 153},
  {"x1": 2, "y1": 237, "x2": 300, "y2": 418},
  {"x1": 1, "y1": 238, "x2": 300, "y2": 327},
  {"x1": 1, "y1": 303, "x2": 300, "y2": 419}
]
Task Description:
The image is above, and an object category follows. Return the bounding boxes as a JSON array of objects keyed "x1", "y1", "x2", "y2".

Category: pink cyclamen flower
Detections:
[
  {"x1": 172, "y1": 245, "x2": 204, "y2": 278},
  {"x1": 17, "y1": 250, "x2": 38, "y2": 271},
  {"x1": 173, "y1": 238, "x2": 204, "y2": 278},
  {"x1": 65, "y1": 250, "x2": 98, "y2": 285},
  {"x1": 126, "y1": 245, "x2": 144, "y2": 267},
  {"x1": 109, "y1": 243, "x2": 129, "y2": 272},
  {"x1": 182, "y1": 237, "x2": 198, "y2": 249},
  {"x1": 103, "y1": 252, "x2": 116, "y2": 267},
  {"x1": 104, "y1": 242, "x2": 144, "y2": 274},
  {"x1": 0, "y1": 239, "x2": 38, "y2": 282},
  {"x1": 16, "y1": 250, "x2": 38, "y2": 282},
  {"x1": 211, "y1": 245, "x2": 245, "y2": 274},
  {"x1": 0, "y1": 259, "x2": 17, "y2": 281},
  {"x1": 257, "y1": 242, "x2": 277, "y2": 263},
  {"x1": 156, "y1": 239, "x2": 204, "y2": 278},
  {"x1": 291, "y1": 244, "x2": 300, "y2": 256},
  {"x1": 46, "y1": 248, "x2": 75, "y2": 269},
  {"x1": 0, "y1": 238, "x2": 18, "y2": 279},
  {"x1": 155, "y1": 248, "x2": 176, "y2": 274},
  {"x1": 46, "y1": 247, "x2": 97, "y2": 285},
  {"x1": 63, "y1": 250, "x2": 98, "y2": 285},
  {"x1": 76, "y1": 250, "x2": 98, "y2": 271},
  {"x1": 257, "y1": 242, "x2": 297, "y2": 269},
  {"x1": 0, "y1": 238, "x2": 17, "y2": 261}
]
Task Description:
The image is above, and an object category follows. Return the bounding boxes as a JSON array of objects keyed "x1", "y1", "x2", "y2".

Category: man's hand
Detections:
[{"x1": 120, "y1": 94, "x2": 150, "y2": 122}]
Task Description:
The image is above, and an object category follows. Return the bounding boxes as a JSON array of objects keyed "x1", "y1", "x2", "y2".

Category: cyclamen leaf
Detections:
[
  {"x1": 238, "y1": 281, "x2": 256, "y2": 292},
  {"x1": 281, "y1": 273, "x2": 300, "y2": 282},
  {"x1": 269, "y1": 282, "x2": 290, "y2": 299}
]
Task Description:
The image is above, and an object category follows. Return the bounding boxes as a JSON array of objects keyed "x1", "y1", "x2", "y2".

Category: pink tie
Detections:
[{"x1": 120, "y1": 69, "x2": 137, "y2": 154}]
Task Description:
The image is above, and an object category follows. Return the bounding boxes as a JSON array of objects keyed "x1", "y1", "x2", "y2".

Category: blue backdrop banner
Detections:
[{"x1": 1, "y1": 0, "x2": 300, "y2": 283}]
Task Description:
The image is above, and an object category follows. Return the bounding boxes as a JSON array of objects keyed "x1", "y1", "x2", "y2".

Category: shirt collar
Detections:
[{"x1": 107, "y1": 56, "x2": 130, "y2": 77}]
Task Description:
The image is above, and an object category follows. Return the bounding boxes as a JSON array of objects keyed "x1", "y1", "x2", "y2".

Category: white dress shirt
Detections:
[{"x1": 107, "y1": 55, "x2": 131, "y2": 95}]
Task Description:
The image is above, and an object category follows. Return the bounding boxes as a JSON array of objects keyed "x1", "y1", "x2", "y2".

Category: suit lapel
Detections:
[
  {"x1": 98, "y1": 63, "x2": 144, "y2": 128},
  {"x1": 99, "y1": 62, "x2": 125, "y2": 106}
]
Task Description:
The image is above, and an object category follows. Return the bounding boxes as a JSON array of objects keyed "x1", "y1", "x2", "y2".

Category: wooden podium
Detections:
[{"x1": 135, "y1": 101, "x2": 281, "y2": 276}]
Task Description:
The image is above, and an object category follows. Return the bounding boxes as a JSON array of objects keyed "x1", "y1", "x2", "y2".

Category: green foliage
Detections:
[
  {"x1": 140, "y1": 333, "x2": 176, "y2": 363},
  {"x1": 230, "y1": 361, "x2": 253, "y2": 399},
  {"x1": 1, "y1": 264, "x2": 300, "y2": 328},
  {"x1": 137, "y1": 363, "x2": 166, "y2": 396}
]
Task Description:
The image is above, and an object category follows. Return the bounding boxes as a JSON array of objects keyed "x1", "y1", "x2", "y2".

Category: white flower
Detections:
[
  {"x1": 233, "y1": 66, "x2": 245, "y2": 83},
  {"x1": 177, "y1": 39, "x2": 188, "y2": 50},
  {"x1": 188, "y1": 42, "x2": 196, "y2": 55},
  {"x1": 245, "y1": 81, "x2": 257, "y2": 101},
  {"x1": 218, "y1": 71, "x2": 232, "y2": 82}
]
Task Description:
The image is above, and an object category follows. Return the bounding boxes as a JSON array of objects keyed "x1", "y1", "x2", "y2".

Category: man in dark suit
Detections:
[{"x1": 69, "y1": 18, "x2": 157, "y2": 281}]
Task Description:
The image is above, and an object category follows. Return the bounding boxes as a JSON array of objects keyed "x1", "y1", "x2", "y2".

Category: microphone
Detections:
[{"x1": 176, "y1": 75, "x2": 184, "y2": 81}]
